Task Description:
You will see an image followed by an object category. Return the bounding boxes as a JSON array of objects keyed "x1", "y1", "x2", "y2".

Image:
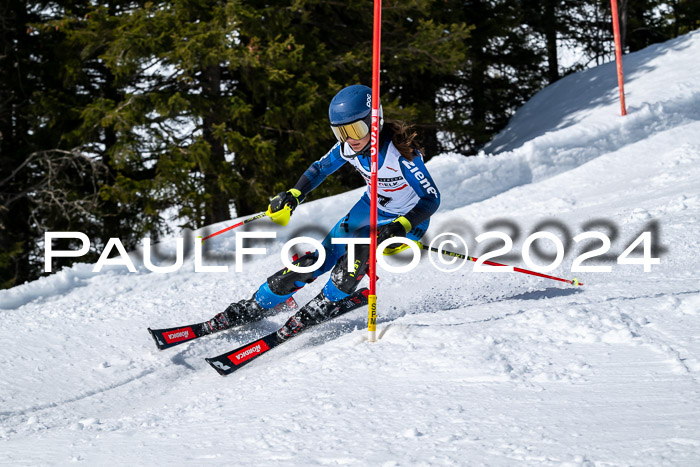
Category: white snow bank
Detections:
[{"x1": 485, "y1": 30, "x2": 700, "y2": 153}]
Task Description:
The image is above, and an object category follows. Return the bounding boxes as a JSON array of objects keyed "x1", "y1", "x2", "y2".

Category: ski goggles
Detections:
[{"x1": 330, "y1": 119, "x2": 370, "y2": 143}]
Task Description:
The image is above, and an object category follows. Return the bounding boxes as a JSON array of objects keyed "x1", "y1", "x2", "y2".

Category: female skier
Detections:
[{"x1": 207, "y1": 84, "x2": 441, "y2": 337}]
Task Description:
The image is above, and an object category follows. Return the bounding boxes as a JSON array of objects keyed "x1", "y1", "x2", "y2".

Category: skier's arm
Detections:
[
  {"x1": 293, "y1": 143, "x2": 347, "y2": 197},
  {"x1": 268, "y1": 144, "x2": 347, "y2": 226},
  {"x1": 399, "y1": 152, "x2": 441, "y2": 229}
]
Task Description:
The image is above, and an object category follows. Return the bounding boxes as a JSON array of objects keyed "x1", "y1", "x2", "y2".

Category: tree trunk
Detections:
[
  {"x1": 619, "y1": 0, "x2": 628, "y2": 52},
  {"x1": 201, "y1": 63, "x2": 232, "y2": 225},
  {"x1": 544, "y1": 0, "x2": 560, "y2": 83}
]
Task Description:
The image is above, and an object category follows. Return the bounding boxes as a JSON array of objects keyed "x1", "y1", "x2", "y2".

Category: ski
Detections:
[
  {"x1": 205, "y1": 288, "x2": 370, "y2": 376},
  {"x1": 147, "y1": 297, "x2": 297, "y2": 350}
]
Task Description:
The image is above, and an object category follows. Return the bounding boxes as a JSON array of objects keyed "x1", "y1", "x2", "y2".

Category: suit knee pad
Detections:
[
  {"x1": 329, "y1": 244, "x2": 370, "y2": 295},
  {"x1": 266, "y1": 251, "x2": 318, "y2": 296}
]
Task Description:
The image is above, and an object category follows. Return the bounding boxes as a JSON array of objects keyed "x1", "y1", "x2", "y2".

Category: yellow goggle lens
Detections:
[{"x1": 330, "y1": 120, "x2": 370, "y2": 143}]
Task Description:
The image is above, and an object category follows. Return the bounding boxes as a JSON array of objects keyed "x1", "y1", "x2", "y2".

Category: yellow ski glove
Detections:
[
  {"x1": 266, "y1": 189, "x2": 303, "y2": 226},
  {"x1": 377, "y1": 216, "x2": 412, "y2": 246}
]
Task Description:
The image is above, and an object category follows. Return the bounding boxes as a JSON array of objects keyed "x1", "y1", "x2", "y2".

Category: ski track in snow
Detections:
[{"x1": 2, "y1": 31, "x2": 700, "y2": 466}]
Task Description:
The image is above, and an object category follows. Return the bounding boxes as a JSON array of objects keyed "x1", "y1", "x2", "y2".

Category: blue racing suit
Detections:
[{"x1": 255, "y1": 128, "x2": 441, "y2": 307}]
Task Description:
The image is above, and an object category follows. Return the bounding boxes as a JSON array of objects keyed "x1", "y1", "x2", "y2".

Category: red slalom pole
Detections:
[
  {"x1": 200, "y1": 212, "x2": 266, "y2": 242},
  {"x1": 610, "y1": 0, "x2": 627, "y2": 116},
  {"x1": 367, "y1": 0, "x2": 382, "y2": 342}
]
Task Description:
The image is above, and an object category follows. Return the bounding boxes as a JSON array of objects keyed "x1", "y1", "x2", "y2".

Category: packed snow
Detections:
[{"x1": 2, "y1": 31, "x2": 700, "y2": 465}]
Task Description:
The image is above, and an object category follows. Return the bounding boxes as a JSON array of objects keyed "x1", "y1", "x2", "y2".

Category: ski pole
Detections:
[
  {"x1": 415, "y1": 241, "x2": 583, "y2": 286},
  {"x1": 200, "y1": 212, "x2": 267, "y2": 242}
]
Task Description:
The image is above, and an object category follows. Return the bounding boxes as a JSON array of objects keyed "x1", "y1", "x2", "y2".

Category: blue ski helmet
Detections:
[{"x1": 328, "y1": 85, "x2": 383, "y2": 144}]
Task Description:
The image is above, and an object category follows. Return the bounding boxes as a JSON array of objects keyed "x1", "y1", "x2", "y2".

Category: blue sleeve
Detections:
[
  {"x1": 399, "y1": 152, "x2": 441, "y2": 228},
  {"x1": 294, "y1": 143, "x2": 347, "y2": 195}
]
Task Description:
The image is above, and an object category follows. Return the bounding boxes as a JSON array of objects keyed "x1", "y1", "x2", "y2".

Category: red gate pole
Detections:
[
  {"x1": 367, "y1": 0, "x2": 382, "y2": 342},
  {"x1": 610, "y1": 0, "x2": 627, "y2": 116}
]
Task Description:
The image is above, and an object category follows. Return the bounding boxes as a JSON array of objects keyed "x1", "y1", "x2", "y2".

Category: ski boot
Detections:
[
  {"x1": 277, "y1": 292, "x2": 338, "y2": 340},
  {"x1": 207, "y1": 296, "x2": 266, "y2": 333}
]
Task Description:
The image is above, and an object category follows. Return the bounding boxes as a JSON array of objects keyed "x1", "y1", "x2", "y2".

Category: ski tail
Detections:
[{"x1": 205, "y1": 288, "x2": 369, "y2": 376}]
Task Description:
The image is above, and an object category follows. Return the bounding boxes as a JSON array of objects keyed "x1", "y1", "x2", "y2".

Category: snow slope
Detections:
[{"x1": 2, "y1": 31, "x2": 700, "y2": 466}]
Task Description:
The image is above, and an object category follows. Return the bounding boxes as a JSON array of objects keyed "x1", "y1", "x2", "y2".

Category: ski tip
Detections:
[{"x1": 147, "y1": 327, "x2": 166, "y2": 351}]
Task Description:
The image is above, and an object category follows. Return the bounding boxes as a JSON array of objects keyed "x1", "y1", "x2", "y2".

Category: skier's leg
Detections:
[
  {"x1": 215, "y1": 196, "x2": 372, "y2": 330},
  {"x1": 254, "y1": 195, "x2": 373, "y2": 309},
  {"x1": 268, "y1": 198, "x2": 375, "y2": 332},
  {"x1": 212, "y1": 196, "x2": 399, "y2": 331},
  {"x1": 275, "y1": 207, "x2": 434, "y2": 334},
  {"x1": 274, "y1": 246, "x2": 372, "y2": 337},
  {"x1": 255, "y1": 251, "x2": 321, "y2": 306},
  {"x1": 321, "y1": 214, "x2": 431, "y2": 304}
]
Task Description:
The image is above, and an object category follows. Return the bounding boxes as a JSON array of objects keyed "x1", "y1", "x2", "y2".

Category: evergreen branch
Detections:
[{"x1": 0, "y1": 148, "x2": 106, "y2": 219}]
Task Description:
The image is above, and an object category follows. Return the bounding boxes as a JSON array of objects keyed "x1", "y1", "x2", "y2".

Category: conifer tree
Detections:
[
  {"x1": 438, "y1": 0, "x2": 545, "y2": 154},
  {"x1": 1, "y1": 1, "x2": 113, "y2": 287}
]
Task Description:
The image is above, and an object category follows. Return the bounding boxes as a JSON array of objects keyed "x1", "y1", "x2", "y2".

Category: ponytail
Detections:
[{"x1": 384, "y1": 121, "x2": 424, "y2": 161}]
